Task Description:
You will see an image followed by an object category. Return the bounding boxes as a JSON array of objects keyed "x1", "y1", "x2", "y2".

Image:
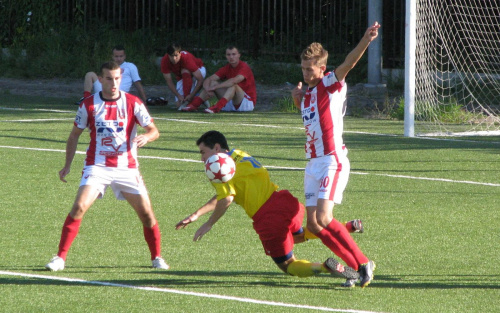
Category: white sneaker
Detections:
[
  {"x1": 45, "y1": 256, "x2": 65, "y2": 271},
  {"x1": 152, "y1": 257, "x2": 170, "y2": 270}
]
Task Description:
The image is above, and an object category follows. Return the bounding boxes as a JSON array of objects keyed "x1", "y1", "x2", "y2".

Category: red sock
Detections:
[
  {"x1": 83, "y1": 91, "x2": 91, "y2": 98},
  {"x1": 143, "y1": 223, "x2": 161, "y2": 260},
  {"x1": 215, "y1": 98, "x2": 228, "y2": 109},
  {"x1": 182, "y1": 73, "x2": 193, "y2": 97},
  {"x1": 325, "y1": 219, "x2": 369, "y2": 266},
  {"x1": 316, "y1": 227, "x2": 358, "y2": 269},
  {"x1": 189, "y1": 96, "x2": 204, "y2": 108},
  {"x1": 57, "y1": 214, "x2": 82, "y2": 261}
]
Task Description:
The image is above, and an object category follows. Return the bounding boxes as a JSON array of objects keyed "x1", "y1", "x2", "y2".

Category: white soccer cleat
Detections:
[
  {"x1": 152, "y1": 257, "x2": 170, "y2": 270},
  {"x1": 45, "y1": 256, "x2": 65, "y2": 271}
]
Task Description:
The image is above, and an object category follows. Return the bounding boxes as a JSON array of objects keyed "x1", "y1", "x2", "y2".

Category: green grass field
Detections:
[{"x1": 0, "y1": 94, "x2": 499, "y2": 313}]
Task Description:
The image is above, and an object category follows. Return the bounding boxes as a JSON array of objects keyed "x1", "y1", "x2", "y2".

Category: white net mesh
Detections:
[{"x1": 414, "y1": 0, "x2": 500, "y2": 136}]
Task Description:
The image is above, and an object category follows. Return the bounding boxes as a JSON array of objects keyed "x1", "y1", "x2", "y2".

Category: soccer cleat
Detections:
[
  {"x1": 204, "y1": 104, "x2": 222, "y2": 114},
  {"x1": 350, "y1": 219, "x2": 364, "y2": 233},
  {"x1": 177, "y1": 102, "x2": 188, "y2": 111},
  {"x1": 358, "y1": 260, "x2": 376, "y2": 288},
  {"x1": 45, "y1": 256, "x2": 65, "y2": 271},
  {"x1": 181, "y1": 104, "x2": 198, "y2": 112},
  {"x1": 323, "y1": 258, "x2": 359, "y2": 280},
  {"x1": 152, "y1": 257, "x2": 170, "y2": 270},
  {"x1": 341, "y1": 278, "x2": 357, "y2": 288}
]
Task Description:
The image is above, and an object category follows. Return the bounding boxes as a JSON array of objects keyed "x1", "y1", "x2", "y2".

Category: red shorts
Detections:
[{"x1": 251, "y1": 190, "x2": 305, "y2": 259}]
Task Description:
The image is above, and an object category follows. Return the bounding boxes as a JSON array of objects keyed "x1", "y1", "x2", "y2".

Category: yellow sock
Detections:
[
  {"x1": 304, "y1": 228, "x2": 318, "y2": 241},
  {"x1": 287, "y1": 260, "x2": 328, "y2": 277}
]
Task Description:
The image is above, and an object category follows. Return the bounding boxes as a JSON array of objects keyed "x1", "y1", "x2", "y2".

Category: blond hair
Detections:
[{"x1": 300, "y1": 42, "x2": 328, "y2": 67}]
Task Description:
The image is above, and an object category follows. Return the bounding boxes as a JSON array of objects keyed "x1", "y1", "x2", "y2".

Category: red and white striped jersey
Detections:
[
  {"x1": 74, "y1": 92, "x2": 153, "y2": 168},
  {"x1": 301, "y1": 71, "x2": 347, "y2": 159}
]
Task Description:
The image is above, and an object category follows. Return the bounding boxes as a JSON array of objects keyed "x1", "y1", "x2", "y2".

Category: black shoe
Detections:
[{"x1": 323, "y1": 258, "x2": 360, "y2": 280}]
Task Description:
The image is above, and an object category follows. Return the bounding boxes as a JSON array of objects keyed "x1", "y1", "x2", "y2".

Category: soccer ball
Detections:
[{"x1": 205, "y1": 153, "x2": 236, "y2": 183}]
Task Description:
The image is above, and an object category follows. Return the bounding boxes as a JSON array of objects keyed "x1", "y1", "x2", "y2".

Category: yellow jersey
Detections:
[{"x1": 211, "y1": 149, "x2": 278, "y2": 218}]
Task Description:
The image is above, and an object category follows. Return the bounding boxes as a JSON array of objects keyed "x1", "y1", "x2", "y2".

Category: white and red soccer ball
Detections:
[{"x1": 205, "y1": 153, "x2": 236, "y2": 183}]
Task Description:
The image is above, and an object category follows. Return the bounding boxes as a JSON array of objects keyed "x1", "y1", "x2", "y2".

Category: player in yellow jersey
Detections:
[{"x1": 175, "y1": 130, "x2": 360, "y2": 283}]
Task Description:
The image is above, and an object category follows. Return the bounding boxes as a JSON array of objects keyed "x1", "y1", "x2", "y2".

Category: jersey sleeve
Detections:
[
  {"x1": 128, "y1": 62, "x2": 141, "y2": 82},
  {"x1": 181, "y1": 52, "x2": 201, "y2": 73},
  {"x1": 214, "y1": 65, "x2": 228, "y2": 80},
  {"x1": 133, "y1": 98, "x2": 154, "y2": 127},
  {"x1": 74, "y1": 99, "x2": 90, "y2": 129},
  {"x1": 212, "y1": 181, "x2": 236, "y2": 201},
  {"x1": 324, "y1": 71, "x2": 344, "y2": 93}
]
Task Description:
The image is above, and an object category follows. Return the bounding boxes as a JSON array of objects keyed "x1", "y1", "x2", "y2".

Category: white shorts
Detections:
[
  {"x1": 80, "y1": 166, "x2": 148, "y2": 200},
  {"x1": 304, "y1": 151, "x2": 350, "y2": 207},
  {"x1": 175, "y1": 66, "x2": 207, "y2": 100},
  {"x1": 221, "y1": 93, "x2": 255, "y2": 112}
]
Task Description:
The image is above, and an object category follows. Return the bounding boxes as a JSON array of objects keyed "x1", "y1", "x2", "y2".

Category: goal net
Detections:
[{"x1": 408, "y1": 0, "x2": 500, "y2": 136}]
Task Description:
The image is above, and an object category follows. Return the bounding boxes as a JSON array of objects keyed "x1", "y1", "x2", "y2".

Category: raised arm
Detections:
[{"x1": 335, "y1": 22, "x2": 380, "y2": 82}]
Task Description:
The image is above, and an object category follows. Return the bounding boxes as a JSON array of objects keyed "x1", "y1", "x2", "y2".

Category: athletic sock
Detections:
[
  {"x1": 189, "y1": 96, "x2": 204, "y2": 108},
  {"x1": 57, "y1": 214, "x2": 82, "y2": 261},
  {"x1": 143, "y1": 223, "x2": 161, "y2": 260},
  {"x1": 83, "y1": 91, "x2": 91, "y2": 98},
  {"x1": 287, "y1": 260, "x2": 326, "y2": 277},
  {"x1": 215, "y1": 98, "x2": 228, "y2": 110},
  {"x1": 304, "y1": 228, "x2": 318, "y2": 241},
  {"x1": 315, "y1": 227, "x2": 358, "y2": 269},
  {"x1": 181, "y1": 72, "x2": 193, "y2": 97},
  {"x1": 325, "y1": 219, "x2": 369, "y2": 266}
]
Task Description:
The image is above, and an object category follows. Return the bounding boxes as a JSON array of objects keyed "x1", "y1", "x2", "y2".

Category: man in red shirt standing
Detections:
[
  {"x1": 182, "y1": 46, "x2": 256, "y2": 113},
  {"x1": 160, "y1": 43, "x2": 206, "y2": 110}
]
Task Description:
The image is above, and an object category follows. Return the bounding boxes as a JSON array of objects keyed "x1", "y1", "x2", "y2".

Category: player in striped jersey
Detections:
[
  {"x1": 291, "y1": 22, "x2": 380, "y2": 288},
  {"x1": 45, "y1": 61, "x2": 168, "y2": 272}
]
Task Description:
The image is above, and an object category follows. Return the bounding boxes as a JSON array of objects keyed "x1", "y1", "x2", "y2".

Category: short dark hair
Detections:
[
  {"x1": 196, "y1": 130, "x2": 229, "y2": 150},
  {"x1": 226, "y1": 45, "x2": 239, "y2": 52},
  {"x1": 112, "y1": 45, "x2": 125, "y2": 53},
  {"x1": 100, "y1": 61, "x2": 121, "y2": 75},
  {"x1": 166, "y1": 43, "x2": 182, "y2": 56}
]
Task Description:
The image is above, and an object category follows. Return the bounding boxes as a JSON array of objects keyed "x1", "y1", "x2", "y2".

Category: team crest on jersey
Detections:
[{"x1": 302, "y1": 106, "x2": 316, "y2": 122}]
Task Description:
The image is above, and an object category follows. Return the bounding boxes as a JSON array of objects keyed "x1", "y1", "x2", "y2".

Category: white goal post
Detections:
[{"x1": 405, "y1": 0, "x2": 500, "y2": 137}]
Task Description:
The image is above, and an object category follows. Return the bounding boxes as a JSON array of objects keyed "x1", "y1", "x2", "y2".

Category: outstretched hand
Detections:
[
  {"x1": 175, "y1": 214, "x2": 199, "y2": 230},
  {"x1": 193, "y1": 222, "x2": 212, "y2": 241}
]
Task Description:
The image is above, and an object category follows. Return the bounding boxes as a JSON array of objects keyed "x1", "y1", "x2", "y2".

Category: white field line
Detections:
[
  {"x1": 0, "y1": 271, "x2": 383, "y2": 313},
  {"x1": 1, "y1": 145, "x2": 499, "y2": 187},
  {"x1": 2, "y1": 106, "x2": 499, "y2": 145}
]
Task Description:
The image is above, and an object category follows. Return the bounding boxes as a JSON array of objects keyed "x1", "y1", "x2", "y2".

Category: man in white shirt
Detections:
[{"x1": 77, "y1": 45, "x2": 147, "y2": 104}]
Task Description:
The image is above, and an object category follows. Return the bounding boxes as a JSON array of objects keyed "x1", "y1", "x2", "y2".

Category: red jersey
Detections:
[
  {"x1": 74, "y1": 92, "x2": 154, "y2": 169},
  {"x1": 301, "y1": 71, "x2": 347, "y2": 159},
  {"x1": 215, "y1": 61, "x2": 257, "y2": 103},
  {"x1": 160, "y1": 51, "x2": 204, "y2": 80}
]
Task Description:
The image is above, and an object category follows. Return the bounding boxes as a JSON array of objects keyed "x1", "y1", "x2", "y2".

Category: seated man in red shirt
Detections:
[
  {"x1": 182, "y1": 46, "x2": 257, "y2": 113},
  {"x1": 160, "y1": 43, "x2": 206, "y2": 110}
]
